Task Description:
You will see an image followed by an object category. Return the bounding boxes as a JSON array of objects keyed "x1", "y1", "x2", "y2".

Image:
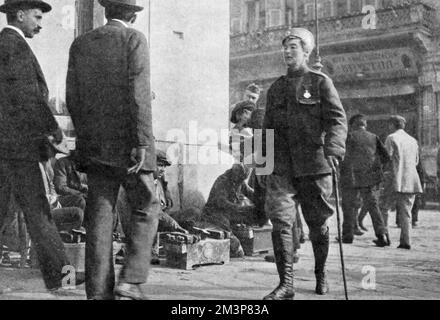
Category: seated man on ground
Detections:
[
  {"x1": 42, "y1": 160, "x2": 84, "y2": 236},
  {"x1": 199, "y1": 164, "x2": 257, "y2": 257},
  {"x1": 116, "y1": 150, "x2": 187, "y2": 264},
  {"x1": 53, "y1": 150, "x2": 88, "y2": 212}
]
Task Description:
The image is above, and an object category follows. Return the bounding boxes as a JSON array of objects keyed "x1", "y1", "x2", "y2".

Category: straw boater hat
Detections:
[
  {"x1": 0, "y1": 0, "x2": 52, "y2": 13},
  {"x1": 98, "y1": 0, "x2": 144, "y2": 12}
]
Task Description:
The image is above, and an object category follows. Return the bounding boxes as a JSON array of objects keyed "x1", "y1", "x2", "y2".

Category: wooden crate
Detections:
[
  {"x1": 163, "y1": 238, "x2": 230, "y2": 270},
  {"x1": 233, "y1": 226, "x2": 273, "y2": 256}
]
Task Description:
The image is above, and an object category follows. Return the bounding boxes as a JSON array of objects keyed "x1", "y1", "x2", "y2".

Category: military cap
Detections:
[
  {"x1": 246, "y1": 83, "x2": 261, "y2": 95},
  {"x1": 156, "y1": 149, "x2": 171, "y2": 166},
  {"x1": 230, "y1": 101, "x2": 256, "y2": 124},
  {"x1": 282, "y1": 28, "x2": 315, "y2": 54}
]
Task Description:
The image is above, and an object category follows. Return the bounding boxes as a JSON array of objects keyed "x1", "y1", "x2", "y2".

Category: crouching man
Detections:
[{"x1": 200, "y1": 164, "x2": 257, "y2": 257}]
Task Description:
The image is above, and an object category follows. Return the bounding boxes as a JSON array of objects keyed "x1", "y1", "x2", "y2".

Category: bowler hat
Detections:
[
  {"x1": 98, "y1": 0, "x2": 144, "y2": 12},
  {"x1": 282, "y1": 28, "x2": 315, "y2": 53},
  {"x1": 230, "y1": 101, "x2": 256, "y2": 124},
  {"x1": 0, "y1": 0, "x2": 51, "y2": 13}
]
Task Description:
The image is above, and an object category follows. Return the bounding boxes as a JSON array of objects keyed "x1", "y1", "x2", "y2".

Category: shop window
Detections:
[
  {"x1": 303, "y1": 0, "x2": 334, "y2": 21},
  {"x1": 349, "y1": 0, "x2": 362, "y2": 12},
  {"x1": 286, "y1": 0, "x2": 297, "y2": 24},
  {"x1": 246, "y1": 0, "x2": 258, "y2": 31},
  {"x1": 336, "y1": 0, "x2": 349, "y2": 16},
  {"x1": 320, "y1": 0, "x2": 334, "y2": 18},
  {"x1": 259, "y1": 0, "x2": 267, "y2": 29},
  {"x1": 421, "y1": 89, "x2": 439, "y2": 147},
  {"x1": 267, "y1": 9, "x2": 282, "y2": 27},
  {"x1": 304, "y1": 1, "x2": 315, "y2": 21},
  {"x1": 231, "y1": 18, "x2": 242, "y2": 33}
]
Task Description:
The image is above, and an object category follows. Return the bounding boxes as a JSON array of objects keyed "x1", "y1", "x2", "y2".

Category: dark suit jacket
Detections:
[
  {"x1": 0, "y1": 28, "x2": 59, "y2": 161},
  {"x1": 264, "y1": 65, "x2": 347, "y2": 178},
  {"x1": 342, "y1": 127, "x2": 390, "y2": 188},
  {"x1": 66, "y1": 20, "x2": 156, "y2": 171},
  {"x1": 53, "y1": 156, "x2": 88, "y2": 197}
]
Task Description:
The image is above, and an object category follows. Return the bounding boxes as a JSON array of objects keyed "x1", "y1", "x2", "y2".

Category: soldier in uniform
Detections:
[{"x1": 263, "y1": 28, "x2": 347, "y2": 300}]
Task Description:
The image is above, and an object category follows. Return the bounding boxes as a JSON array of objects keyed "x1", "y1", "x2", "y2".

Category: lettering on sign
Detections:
[{"x1": 323, "y1": 48, "x2": 418, "y2": 81}]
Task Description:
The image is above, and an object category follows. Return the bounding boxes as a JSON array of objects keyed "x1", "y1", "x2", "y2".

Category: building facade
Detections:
[{"x1": 230, "y1": 0, "x2": 440, "y2": 182}]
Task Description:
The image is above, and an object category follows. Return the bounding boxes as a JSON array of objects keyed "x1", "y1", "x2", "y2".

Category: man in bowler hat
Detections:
[
  {"x1": 66, "y1": 0, "x2": 159, "y2": 299},
  {"x1": 0, "y1": 0, "x2": 74, "y2": 291}
]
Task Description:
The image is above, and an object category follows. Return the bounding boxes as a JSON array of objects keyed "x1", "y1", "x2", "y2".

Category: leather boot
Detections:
[
  {"x1": 311, "y1": 227, "x2": 330, "y2": 295},
  {"x1": 263, "y1": 230, "x2": 295, "y2": 300}
]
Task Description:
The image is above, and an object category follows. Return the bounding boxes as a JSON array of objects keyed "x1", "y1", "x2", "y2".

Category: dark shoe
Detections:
[
  {"x1": 315, "y1": 271, "x2": 329, "y2": 295},
  {"x1": 373, "y1": 235, "x2": 388, "y2": 247},
  {"x1": 115, "y1": 283, "x2": 149, "y2": 300},
  {"x1": 397, "y1": 244, "x2": 411, "y2": 250},
  {"x1": 263, "y1": 283, "x2": 295, "y2": 300},
  {"x1": 354, "y1": 228, "x2": 364, "y2": 236},
  {"x1": 412, "y1": 221, "x2": 418, "y2": 228}
]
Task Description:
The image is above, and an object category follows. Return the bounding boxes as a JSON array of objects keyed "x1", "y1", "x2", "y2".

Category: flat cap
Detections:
[
  {"x1": 156, "y1": 149, "x2": 171, "y2": 166},
  {"x1": 388, "y1": 115, "x2": 406, "y2": 123},
  {"x1": 282, "y1": 28, "x2": 315, "y2": 53}
]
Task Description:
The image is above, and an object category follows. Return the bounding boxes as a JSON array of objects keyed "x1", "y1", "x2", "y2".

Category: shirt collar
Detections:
[
  {"x1": 111, "y1": 19, "x2": 128, "y2": 28},
  {"x1": 4, "y1": 25, "x2": 26, "y2": 40}
]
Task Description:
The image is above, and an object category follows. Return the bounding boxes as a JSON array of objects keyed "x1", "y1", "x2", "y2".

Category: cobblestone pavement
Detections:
[{"x1": 1, "y1": 207, "x2": 439, "y2": 300}]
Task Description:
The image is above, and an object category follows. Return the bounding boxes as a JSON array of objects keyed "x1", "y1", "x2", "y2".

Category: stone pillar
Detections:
[{"x1": 76, "y1": 0, "x2": 105, "y2": 36}]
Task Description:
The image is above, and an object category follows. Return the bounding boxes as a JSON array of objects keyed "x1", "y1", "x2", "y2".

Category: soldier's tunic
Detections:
[{"x1": 263, "y1": 65, "x2": 347, "y2": 237}]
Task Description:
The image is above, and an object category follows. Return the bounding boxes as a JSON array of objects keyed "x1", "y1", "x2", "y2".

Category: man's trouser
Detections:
[
  {"x1": 85, "y1": 163, "x2": 159, "y2": 300},
  {"x1": 380, "y1": 191, "x2": 416, "y2": 247},
  {"x1": 411, "y1": 194, "x2": 422, "y2": 224},
  {"x1": 264, "y1": 173, "x2": 333, "y2": 283},
  {"x1": 341, "y1": 187, "x2": 361, "y2": 241},
  {"x1": 59, "y1": 194, "x2": 86, "y2": 211},
  {"x1": 342, "y1": 185, "x2": 387, "y2": 240},
  {"x1": 0, "y1": 159, "x2": 69, "y2": 289},
  {"x1": 52, "y1": 207, "x2": 84, "y2": 234}
]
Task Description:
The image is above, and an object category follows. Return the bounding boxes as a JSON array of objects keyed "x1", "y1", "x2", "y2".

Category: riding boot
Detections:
[
  {"x1": 311, "y1": 227, "x2": 330, "y2": 295},
  {"x1": 263, "y1": 230, "x2": 295, "y2": 300}
]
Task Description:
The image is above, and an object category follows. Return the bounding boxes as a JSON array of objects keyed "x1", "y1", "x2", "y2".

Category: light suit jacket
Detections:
[{"x1": 385, "y1": 129, "x2": 422, "y2": 193}]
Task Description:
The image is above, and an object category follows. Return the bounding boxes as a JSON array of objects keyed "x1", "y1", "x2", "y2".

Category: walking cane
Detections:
[{"x1": 332, "y1": 168, "x2": 349, "y2": 300}]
